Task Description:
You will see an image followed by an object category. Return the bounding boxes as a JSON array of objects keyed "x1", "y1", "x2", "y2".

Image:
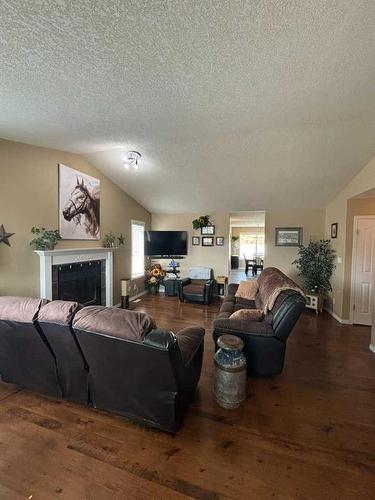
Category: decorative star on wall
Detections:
[
  {"x1": 0, "y1": 224, "x2": 15, "y2": 247},
  {"x1": 118, "y1": 234, "x2": 125, "y2": 246}
]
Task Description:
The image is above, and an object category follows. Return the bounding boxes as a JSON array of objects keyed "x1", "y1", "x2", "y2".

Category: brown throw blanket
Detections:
[{"x1": 258, "y1": 267, "x2": 305, "y2": 313}]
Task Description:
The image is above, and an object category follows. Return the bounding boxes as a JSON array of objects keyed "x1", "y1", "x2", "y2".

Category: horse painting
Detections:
[{"x1": 59, "y1": 164, "x2": 100, "y2": 240}]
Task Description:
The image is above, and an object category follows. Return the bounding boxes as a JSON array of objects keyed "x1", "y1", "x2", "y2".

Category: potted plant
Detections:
[
  {"x1": 145, "y1": 264, "x2": 166, "y2": 294},
  {"x1": 102, "y1": 232, "x2": 116, "y2": 248},
  {"x1": 293, "y1": 239, "x2": 336, "y2": 303},
  {"x1": 30, "y1": 226, "x2": 61, "y2": 251},
  {"x1": 192, "y1": 215, "x2": 211, "y2": 230}
]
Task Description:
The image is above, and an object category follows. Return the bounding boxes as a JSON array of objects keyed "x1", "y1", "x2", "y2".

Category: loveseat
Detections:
[
  {"x1": 0, "y1": 297, "x2": 204, "y2": 433},
  {"x1": 212, "y1": 267, "x2": 305, "y2": 376}
]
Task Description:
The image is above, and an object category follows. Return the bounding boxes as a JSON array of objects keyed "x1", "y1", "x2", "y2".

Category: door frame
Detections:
[{"x1": 350, "y1": 215, "x2": 375, "y2": 325}]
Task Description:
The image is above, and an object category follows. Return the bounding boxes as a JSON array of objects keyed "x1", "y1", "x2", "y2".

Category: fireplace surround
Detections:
[{"x1": 35, "y1": 248, "x2": 114, "y2": 306}]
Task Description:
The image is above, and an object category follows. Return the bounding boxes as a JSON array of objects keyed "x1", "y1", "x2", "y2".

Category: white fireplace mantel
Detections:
[{"x1": 35, "y1": 247, "x2": 115, "y2": 306}]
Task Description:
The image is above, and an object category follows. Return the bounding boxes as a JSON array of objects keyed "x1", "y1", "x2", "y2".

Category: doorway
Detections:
[
  {"x1": 351, "y1": 216, "x2": 375, "y2": 325},
  {"x1": 229, "y1": 211, "x2": 265, "y2": 283}
]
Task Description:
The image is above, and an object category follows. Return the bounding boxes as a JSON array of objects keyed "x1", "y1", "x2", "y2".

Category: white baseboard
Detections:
[
  {"x1": 324, "y1": 307, "x2": 351, "y2": 324},
  {"x1": 130, "y1": 290, "x2": 148, "y2": 301},
  {"x1": 114, "y1": 290, "x2": 148, "y2": 308},
  {"x1": 369, "y1": 344, "x2": 375, "y2": 354}
]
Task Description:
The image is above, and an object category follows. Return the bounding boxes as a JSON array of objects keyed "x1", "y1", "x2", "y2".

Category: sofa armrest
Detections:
[
  {"x1": 176, "y1": 327, "x2": 205, "y2": 366},
  {"x1": 227, "y1": 283, "x2": 239, "y2": 296},
  {"x1": 213, "y1": 318, "x2": 273, "y2": 337},
  {"x1": 143, "y1": 328, "x2": 177, "y2": 350}
]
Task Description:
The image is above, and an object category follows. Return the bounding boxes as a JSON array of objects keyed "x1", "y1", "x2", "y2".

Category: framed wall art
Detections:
[
  {"x1": 202, "y1": 236, "x2": 214, "y2": 246},
  {"x1": 201, "y1": 225, "x2": 215, "y2": 235},
  {"x1": 275, "y1": 227, "x2": 303, "y2": 247},
  {"x1": 59, "y1": 164, "x2": 100, "y2": 240}
]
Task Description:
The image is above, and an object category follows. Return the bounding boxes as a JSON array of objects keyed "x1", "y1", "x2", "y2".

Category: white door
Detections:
[{"x1": 352, "y1": 216, "x2": 375, "y2": 325}]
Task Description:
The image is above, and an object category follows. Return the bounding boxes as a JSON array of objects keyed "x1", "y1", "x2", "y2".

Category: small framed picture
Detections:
[
  {"x1": 192, "y1": 236, "x2": 200, "y2": 245},
  {"x1": 202, "y1": 236, "x2": 214, "y2": 246},
  {"x1": 275, "y1": 227, "x2": 303, "y2": 247},
  {"x1": 216, "y1": 236, "x2": 224, "y2": 246},
  {"x1": 201, "y1": 225, "x2": 215, "y2": 235},
  {"x1": 331, "y1": 223, "x2": 338, "y2": 239}
]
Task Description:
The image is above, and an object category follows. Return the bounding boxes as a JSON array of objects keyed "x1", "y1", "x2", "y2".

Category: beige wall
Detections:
[
  {"x1": 264, "y1": 209, "x2": 325, "y2": 284},
  {"x1": 325, "y1": 155, "x2": 375, "y2": 319},
  {"x1": 0, "y1": 139, "x2": 151, "y2": 303},
  {"x1": 152, "y1": 210, "x2": 325, "y2": 283},
  {"x1": 151, "y1": 212, "x2": 230, "y2": 277}
]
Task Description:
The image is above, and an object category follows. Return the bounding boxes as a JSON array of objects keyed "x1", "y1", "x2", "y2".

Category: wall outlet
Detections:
[
  {"x1": 332, "y1": 297, "x2": 336, "y2": 305},
  {"x1": 337, "y1": 256, "x2": 342, "y2": 264}
]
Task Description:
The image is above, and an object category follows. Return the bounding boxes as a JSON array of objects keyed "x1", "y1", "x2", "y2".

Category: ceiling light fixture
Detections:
[{"x1": 123, "y1": 151, "x2": 141, "y2": 169}]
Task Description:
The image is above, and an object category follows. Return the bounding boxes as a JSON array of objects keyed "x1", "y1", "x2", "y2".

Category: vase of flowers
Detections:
[{"x1": 145, "y1": 264, "x2": 166, "y2": 294}]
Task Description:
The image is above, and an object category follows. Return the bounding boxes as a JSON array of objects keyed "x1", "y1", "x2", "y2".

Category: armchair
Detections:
[{"x1": 179, "y1": 267, "x2": 215, "y2": 304}]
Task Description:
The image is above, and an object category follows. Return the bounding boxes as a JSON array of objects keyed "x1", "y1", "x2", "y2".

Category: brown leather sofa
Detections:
[
  {"x1": 0, "y1": 297, "x2": 205, "y2": 433},
  {"x1": 212, "y1": 268, "x2": 305, "y2": 377}
]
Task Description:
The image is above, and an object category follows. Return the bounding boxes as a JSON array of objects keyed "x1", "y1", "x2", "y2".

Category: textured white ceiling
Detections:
[{"x1": 1, "y1": 1, "x2": 375, "y2": 213}]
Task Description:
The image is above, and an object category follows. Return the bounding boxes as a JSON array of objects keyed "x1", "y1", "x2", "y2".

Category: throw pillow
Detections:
[
  {"x1": 235, "y1": 280, "x2": 258, "y2": 300},
  {"x1": 230, "y1": 308, "x2": 264, "y2": 321}
]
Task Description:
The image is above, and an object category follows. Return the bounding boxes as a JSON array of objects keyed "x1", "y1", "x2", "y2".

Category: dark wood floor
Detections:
[{"x1": 0, "y1": 295, "x2": 374, "y2": 499}]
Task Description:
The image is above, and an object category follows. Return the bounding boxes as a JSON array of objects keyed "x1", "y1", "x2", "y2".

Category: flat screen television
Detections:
[{"x1": 144, "y1": 231, "x2": 188, "y2": 256}]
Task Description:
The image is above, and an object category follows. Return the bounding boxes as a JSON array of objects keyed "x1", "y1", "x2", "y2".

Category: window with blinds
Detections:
[{"x1": 131, "y1": 221, "x2": 145, "y2": 278}]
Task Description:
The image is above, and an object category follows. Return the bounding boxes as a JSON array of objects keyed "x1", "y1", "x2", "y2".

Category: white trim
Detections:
[
  {"x1": 114, "y1": 290, "x2": 148, "y2": 308},
  {"x1": 324, "y1": 307, "x2": 351, "y2": 324},
  {"x1": 350, "y1": 215, "x2": 375, "y2": 325},
  {"x1": 35, "y1": 247, "x2": 114, "y2": 306},
  {"x1": 369, "y1": 344, "x2": 375, "y2": 353},
  {"x1": 131, "y1": 219, "x2": 145, "y2": 280},
  {"x1": 130, "y1": 290, "x2": 148, "y2": 301}
]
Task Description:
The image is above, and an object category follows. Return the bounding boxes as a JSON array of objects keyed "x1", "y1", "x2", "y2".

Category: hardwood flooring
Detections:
[{"x1": 0, "y1": 295, "x2": 374, "y2": 499}]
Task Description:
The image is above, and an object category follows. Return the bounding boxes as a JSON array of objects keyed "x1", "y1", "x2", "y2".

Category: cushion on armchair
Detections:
[{"x1": 183, "y1": 284, "x2": 206, "y2": 295}]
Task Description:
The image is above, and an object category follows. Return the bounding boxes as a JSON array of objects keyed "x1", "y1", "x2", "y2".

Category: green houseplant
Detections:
[
  {"x1": 102, "y1": 232, "x2": 116, "y2": 248},
  {"x1": 293, "y1": 239, "x2": 336, "y2": 295},
  {"x1": 192, "y1": 215, "x2": 211, "y2": 230},
  {"x1": 30, "y1": 226, "x2": 61, "y2": 251}
]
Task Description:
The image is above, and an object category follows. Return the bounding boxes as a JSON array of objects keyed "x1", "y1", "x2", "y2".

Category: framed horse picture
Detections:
[{"x1": 59, "y1": 164, "x2": 100, "y2": 240}]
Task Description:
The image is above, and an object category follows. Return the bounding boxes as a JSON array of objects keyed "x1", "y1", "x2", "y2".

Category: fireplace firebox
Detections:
[{"x1": 52, "y1": 260, "x2": 105, "y2": 306}]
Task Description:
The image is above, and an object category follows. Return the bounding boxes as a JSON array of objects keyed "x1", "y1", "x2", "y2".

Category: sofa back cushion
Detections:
[
  {"x1": 73, "y1": 306, "x2": 156, "y2": 342},
  {"x1": 0, "y1": 296, "x2": 48, "y2": 323},
  {"x1": 38, "y1": 300, "x2": 82, "y2": 325}
]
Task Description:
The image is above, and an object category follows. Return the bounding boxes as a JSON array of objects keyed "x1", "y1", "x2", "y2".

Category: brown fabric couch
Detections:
[
  {"x1": 0, "y1": 298, "x2": 205, "y2": 433},
  {"x1": 213, "y1": 268, "x2": 305, "y2": 376}
]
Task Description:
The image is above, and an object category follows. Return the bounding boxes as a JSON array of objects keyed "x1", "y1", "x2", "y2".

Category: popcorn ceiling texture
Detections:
[{"x1": 0, "y1": 1, "x2": 374, "y2": 213}]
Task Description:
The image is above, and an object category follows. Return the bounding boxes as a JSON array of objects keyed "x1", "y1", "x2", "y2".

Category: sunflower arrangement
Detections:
[{"x1": 145, "y1": 263, "x2": 166, "y2": 289}]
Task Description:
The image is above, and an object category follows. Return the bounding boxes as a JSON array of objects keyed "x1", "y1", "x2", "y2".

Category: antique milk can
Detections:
[{"x1": 213, "y1": 334, "x2": 247, "y2": 409}]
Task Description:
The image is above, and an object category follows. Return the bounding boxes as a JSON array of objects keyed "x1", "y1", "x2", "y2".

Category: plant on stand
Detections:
[
  {"x1": 293, "y1": 240, "x2": 336, "y2": 304},
  {"x1": 145, "y1": 264, "x2": 166, "y2": 294},
  {"x1": 30, "y1": 226, "x2": 61, "y2": 251}
]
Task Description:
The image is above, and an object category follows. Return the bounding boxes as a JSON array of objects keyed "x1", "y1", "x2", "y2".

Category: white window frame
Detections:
[{"x1": 131, "y1": 220, "x2": 145, "y2": 279}]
